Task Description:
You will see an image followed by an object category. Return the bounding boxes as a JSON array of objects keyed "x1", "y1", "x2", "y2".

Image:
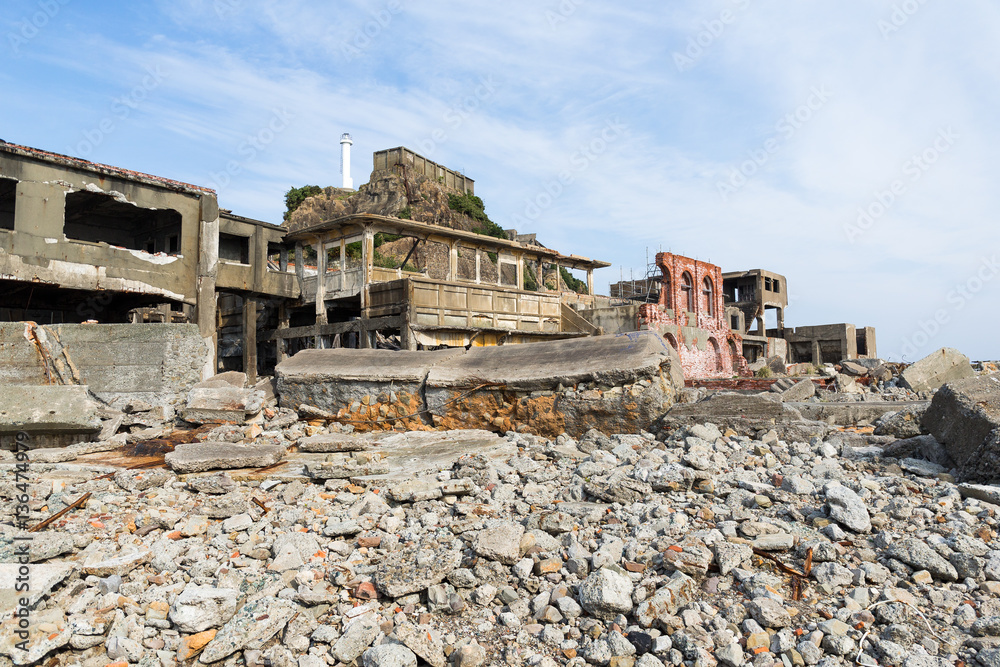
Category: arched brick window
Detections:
[
  {"x1": 681, "y1": 272, "x2": 694, "y2": 312},
  {"x1": 702, "y1": 276, "x2": 714, "y2": 317}
]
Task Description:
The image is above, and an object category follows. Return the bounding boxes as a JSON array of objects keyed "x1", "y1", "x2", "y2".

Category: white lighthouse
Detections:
[{"x1": 340, "y1": 133, "x2": 353, "y2": 189}]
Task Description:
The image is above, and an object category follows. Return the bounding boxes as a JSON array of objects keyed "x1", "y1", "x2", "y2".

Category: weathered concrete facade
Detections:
[
  {"x1": 279, "y1": 213, "x2": 608, "y2": 353},
  {"x1": 638, "y1": 253, "x2": 746, "y2": 378},
  {"x1": 785, "y1": 323, "x2": 877, "y2": 365}
]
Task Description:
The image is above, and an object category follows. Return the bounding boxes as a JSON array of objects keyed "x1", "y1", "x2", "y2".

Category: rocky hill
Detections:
[{"x1": 285, "y1": 169, "x2": 480, "y2": 234}]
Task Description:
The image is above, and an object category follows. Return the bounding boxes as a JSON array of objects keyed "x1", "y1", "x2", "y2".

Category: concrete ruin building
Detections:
[
  {"x1": 610, "y1": 253, "x2": 877, "y2": 378},
  {"x1": 0, "y1": 141, "x2": 609, "y2": 392}
]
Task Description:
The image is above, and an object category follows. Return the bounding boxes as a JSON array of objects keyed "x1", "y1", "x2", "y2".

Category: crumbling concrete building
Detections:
[
  {"x1": 0, "y1": 141, "x2": 610, "y2": 390},
  {"x1": 721, "y1": 268, "x2": 789, "y2": 363}
]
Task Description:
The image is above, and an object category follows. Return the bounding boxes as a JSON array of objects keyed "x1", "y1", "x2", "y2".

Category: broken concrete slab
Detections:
[
  {"x1": 791, "y1": 401, "x2": 928, "y2": 427},
  {"x1": 165, "y1": 442, "x2": 286, "y2": 474},
  {"x1": 277, "y1": 332, "x2": 684, "y2": 437},
  {"x1": 900, "y1": 347, "x2": 975, "y2": 393},
  {"x1": 276, "y1": 348, "x2": 463, "y2": 431},
  {"x1": 297, "y1": 433, "x2": 385, "y2": 453},
  {"x1": 921, "y1": 373, "x2": 1000, "y2": 482},
  {"x1": 882, "y1": 434, "x2": 952, "y2": 467},
  {"x1": 840, "y1": 361, "x2": 868, "y2": 376},
  {"x1": 425, "y1": 332, "x2": 684, "y2": 437},
  {"x1": 352, "y1": 430, "x2": 514, "y2": 485},
  {"x1": 0, "y1": 385, "x2": 101, "y2": 439},
  {"x1": 778, "y1": 379, "x2": 816, "y2": 402},
  {"x1": 0, "y1": 563, "x2": 75, "y2": 615},
  {"x1": 182, "y1": 387, "x2": 265, "y2": 424}
]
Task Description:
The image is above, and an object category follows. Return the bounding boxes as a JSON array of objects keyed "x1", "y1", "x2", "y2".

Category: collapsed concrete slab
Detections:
[
  {"x1": 424, "y1": 332, "x2": 685, "y2": 437},
  {"x1": 0, "y1": 323, "x2": 211, "y2": 413},
  {"x1": 182, "y1": 386, "x2": 265, "y2": 424},
  {"x1": 275, "y1": 332, "x2": 684, "y2": 438},
  {"x1": 921, "y1": 373, "x2": 1000, "y2": 482},
  {"x1": 900, "y1": 347, "x2": 975, "y2": 393},
  {"x1": 165, "y1": 442, "x2": 286, "y2": 474},
  {"x1": 0, "y1": 385, "x2": 101, "y2": 446}
]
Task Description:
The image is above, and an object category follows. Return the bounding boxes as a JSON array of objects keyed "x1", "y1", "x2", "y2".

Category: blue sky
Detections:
[{"x1": 3, "y1": 0, "x2": 998, "y2": 361}]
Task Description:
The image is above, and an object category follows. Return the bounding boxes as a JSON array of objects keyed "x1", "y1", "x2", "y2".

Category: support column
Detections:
[
  {"x1": 294, "y1": 243, "x2": 305, "y2": 296},
  {"x1": 243, "y1": 296, "x2": 258, "y2": 384},
  {"x1": 516, "y1": 253, "x2": 524, "y2": 291},
  {"x1": 314, "y1": 240, "x2": 327, "y2": 349},
  {"x1": 586, "y1": 269, "x2": 594, "y2": 296},
  {"x1": 361, "y1": 227, "x2": 374, "y2": 312},
  {"x1": 279, "y1": 247, "x2": 288, "y2": 272},
  {"x1": 475, "y1": 249, "x2": 481, "y2": 284},
  {"x1": 448, "y1": 240, "x2": 459, "y2": 282},
  {"x1": 196, "y1": 196, "x2": 220, "y2": 379},
  {"x1": 276, "y1": 302, "x2": 290, "y2": 363}
]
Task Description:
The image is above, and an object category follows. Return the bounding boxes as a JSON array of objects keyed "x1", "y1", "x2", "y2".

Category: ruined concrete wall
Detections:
[
  {"x1": 581, "y1": 304, "x2": 642, "y2": 335},
  {"x1": 276, "y1": 332, "x2": 685, "y2": 438},
  {"x1": 0, "y1": 323, "x2": 210, "y2": 411}
]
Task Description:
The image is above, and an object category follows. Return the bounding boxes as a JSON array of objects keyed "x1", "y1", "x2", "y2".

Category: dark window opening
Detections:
[
  {"x1": 168, "y1": 235, "x2": 180, "y2": 254},
  {"x1": 0, "y1": 177, "x2": 15, "y2": 231},
  {"x1": 730, "y1": 315, "x2": 739, "y2": 330},
  {"x1": 219, "y1": 233, "x2": 250, "y2": 264},
  {"x1": 856, "y1": 331, "x2": 869, "y2": 356},
  {"x1": 681, "y1": 272, "x2": 694, "y2": 312},
  {"x1": 268, "y1": 242, "x2": 290, "y2": 271},
  {"x1": 662, "y1": 270, "x2": 672, "y2": 309},
  {"x1": 702, "y1": 276, "x2": 714, "y2": 316},
  {"x1": 64, "y1": 190, "x2": 182, "y2": 253},
  {"x1": 772, "y1": 279, "x2": 780, "y2": 293}
]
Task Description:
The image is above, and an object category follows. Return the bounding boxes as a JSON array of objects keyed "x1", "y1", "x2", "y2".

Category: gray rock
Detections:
[
  {"x1": 374, "y1": 547, "x2": 462, "y2": 598},
  {"x1": 333, "y1": 612, "x2": 380, "y2": 664},
  {"x1": 169, "y1": 585, "x2": 239, "y2": 633},
  {"x1": 363, "y1": 644, "x2": 417, "y2": 667},
  {"x1": 114, "y1": 468, "x2": 175, "y2": 492},
  {"x1": 199, "y1": 597, "x2": 299, "y2": 663},
  {"x1": 472, "y1": 522, "x2": 524, "y2": 565},
  {"x1": 165, "y1": 442, "x2": 285, "y2": 474},
  {"x1": 578, "y1": 566, "x2": 634, "y2": 620},
  {"x1": 884, "y1": 538, "x2": 958, "y2": 582},
  {"x1": 748, "y1": 598, "x2": 791, "y2": 628},
  {"x1": 824, "y1": 483, "x2": 871, "y2": 533}
]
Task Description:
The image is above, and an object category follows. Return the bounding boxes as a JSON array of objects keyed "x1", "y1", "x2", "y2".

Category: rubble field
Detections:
[{"x1": 2, "y1": 350, "x2": 1000, "y2": 667}]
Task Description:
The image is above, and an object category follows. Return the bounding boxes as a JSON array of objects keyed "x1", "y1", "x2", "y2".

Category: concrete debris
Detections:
[
  {"x1": 900, "y1": 347, "x2": 976, "y2": 393},
  {"x1": 182, "y1": 385, "x2": 265, "y2": 425},
  {"x1": 0, "y1": 384, "x2": 101, "y2": 440},
  {"x1": 164, "y1": 442, "x2": 285, "y2": 473},
  {"x1": 277, "y1": 332, "x2": 684, "y2": 438},
  {"x1": 922, "y1": 372, "x2": 1000, "y2": 482},
  {"x1": 3, "y1": 398, "x2": 999, "y2": 667}
]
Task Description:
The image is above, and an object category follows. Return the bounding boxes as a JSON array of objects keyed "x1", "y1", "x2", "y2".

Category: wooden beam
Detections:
[{"x1": 266, "y1": 316, "x2": 406, "y2": 341}]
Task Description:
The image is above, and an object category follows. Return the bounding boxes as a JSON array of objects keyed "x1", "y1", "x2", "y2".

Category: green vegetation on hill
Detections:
[
  {"x1": 560, "y1": 267, "x2": 588, "y2": 294},
  {"x1": 283, "y1": 185, "x2": 323, "y2": 221},
  {"x1": 448, "y1": 193, "x2": 507, "y2": 240}
]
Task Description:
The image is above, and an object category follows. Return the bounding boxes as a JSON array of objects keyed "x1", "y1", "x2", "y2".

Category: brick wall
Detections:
[{"x1": 638, "y1": 253, "x2": 747, "y2": 379}]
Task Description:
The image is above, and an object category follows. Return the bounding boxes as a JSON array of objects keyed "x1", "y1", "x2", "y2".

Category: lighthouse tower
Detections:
[{"x1": 340, "y1": 133, "x2": 354, "y2": 189}]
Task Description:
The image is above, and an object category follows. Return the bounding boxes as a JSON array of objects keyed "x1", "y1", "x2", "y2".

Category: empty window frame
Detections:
[
  {"x1": 0, "y1": 177, "x2": 15, "y2": 231},
  {"x1": 702, "y1": 276, "x2": 714, "y2": 316},
  {"x1": 219, "y1": 233, "x2": 250, "y2": 264},
  {"x1": 64, "y1": 190, "x2": 182, "y2": 253},
  {"x1": 681, "y1": 272, "x2": 694, "y2": 312}
]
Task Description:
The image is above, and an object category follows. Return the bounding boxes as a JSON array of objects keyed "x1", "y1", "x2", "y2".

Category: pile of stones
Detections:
[{"x1": 2, "y1": 410, "x2": 999, "y2": 667}]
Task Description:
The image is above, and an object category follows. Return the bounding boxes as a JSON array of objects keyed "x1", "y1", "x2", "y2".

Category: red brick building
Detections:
[{"x1": 638, "y1": 252, "x2": 747, "y2": 378}]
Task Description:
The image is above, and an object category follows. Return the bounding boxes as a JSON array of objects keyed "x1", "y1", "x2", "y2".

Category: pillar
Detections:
[
  {"x1": 314, "y1": 240, "x2": 326, "y2": 349},
  {"x1": 475, "y1": 249, "x2": 481, "y2": 284},
  {"x1": 242, "y1": 296, "x2": 257, "y2": 384},
  {"x1": 196, "y1": 196, "x2": 220, "y2": 379}
]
